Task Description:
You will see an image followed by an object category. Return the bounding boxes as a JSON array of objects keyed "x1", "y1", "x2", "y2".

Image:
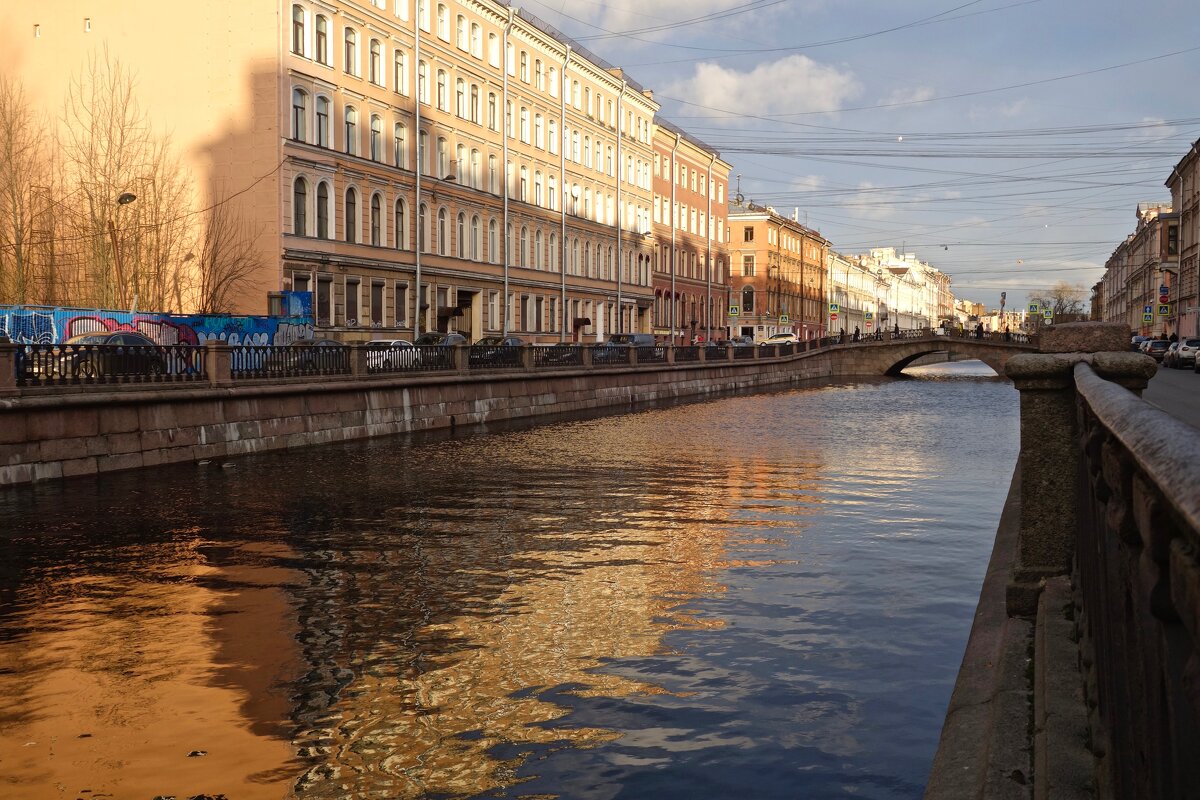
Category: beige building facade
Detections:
[
  {"x1": 3, "y1": 1, "x2": 668, "y2": 342},
  {"x1": 727, "y1": 204, "x2": 829, "y2": 341},
  {"x1": 650, "y1": 121, "x2": 731, "y2": 344},
  {"x1": 1166, "y1": 140, "x2": 1198, "y2": 338}
]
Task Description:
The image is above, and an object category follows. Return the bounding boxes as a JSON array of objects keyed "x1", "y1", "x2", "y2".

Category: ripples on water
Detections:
[{"x1": 0, "y1": 361, "x2": 1017, "y2": 800}]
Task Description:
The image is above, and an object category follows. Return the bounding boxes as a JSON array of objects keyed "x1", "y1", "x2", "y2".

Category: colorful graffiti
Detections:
[{"x1": 0, "y1": 305, "x2": 314, "y2": 347}]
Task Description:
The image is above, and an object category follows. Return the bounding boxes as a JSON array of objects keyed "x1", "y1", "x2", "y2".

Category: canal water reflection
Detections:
[{"x1": 0, "y1": 361, "x2": 1017, "y2": 799}]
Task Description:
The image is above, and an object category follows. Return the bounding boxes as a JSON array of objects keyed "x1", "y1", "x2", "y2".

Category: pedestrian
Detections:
[
  {"x1": 1169, "y1": 331, "x2": 1178, "y2": 343},
  {"x1": 893, "y1": 323, "x2": 900, "y2": 337},
  {"x1": 839, "y1": 326, "x2": 846, "y2": 343},
  {"x1": 1004, "y1": 325, "x2": 1011, "y2": 342},
  {"x1": 853, "y1": 325, "x2": 860, "y2": 342}
]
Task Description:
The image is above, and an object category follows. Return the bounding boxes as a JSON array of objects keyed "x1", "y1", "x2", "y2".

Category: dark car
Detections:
[
  {"x1": 537, "y1": 342, "x2": 583, "y2": 367},
  {"x1": 282, "y1": 338, "x2": 349, "y2": 371},
  {"x1": 411, "y1": 332, "x2": 467, "y2": 369},
  {"x1": 413, "y1": 332, "x2": 468, "y2": 346},
  {"x1": 730, "y1": 335, "x2": 755, "y2": 348},
  {"x1": 470, "y1": 336, "x2": 525, "y2": 368},
  {"x1": 56, "y1": 331, "x2": 166, "y2": 378}
]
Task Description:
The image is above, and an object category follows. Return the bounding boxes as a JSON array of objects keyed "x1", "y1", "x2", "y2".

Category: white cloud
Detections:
[
  {"x1": 966, "y1": 98, "x2": 1028, "y2": 122},
  {"x1": 882, "y1": 86, "x2": 935, "y2": 107},
  {"x1": 664, "y1": 55, "x2": 860, "y2": 121}
]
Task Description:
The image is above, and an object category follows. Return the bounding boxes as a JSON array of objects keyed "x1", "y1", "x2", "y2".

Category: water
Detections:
[{"x1": 0, "y1": 361, "x2": 1018, "y2": 800}]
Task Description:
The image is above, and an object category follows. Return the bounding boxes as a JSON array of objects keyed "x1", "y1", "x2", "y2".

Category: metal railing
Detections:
[
  {"x1": 15, "y1": 342, "x2": 206, "y2": 387},
  {"x1": 591, "y1": 344, "x2": 631, "y2": 366},
  {"x1": 674, "y1": 346, "x2": 700, "y2": 363},
  {"x1": 468, "y1": 344, "x2": 523, "y2": 370},
  {"x1": 230, "y1": 344, "x2": 350, "y2": 379},
  {"x1": 533, "y1": 344, "x2": 583, "y2": 368}
]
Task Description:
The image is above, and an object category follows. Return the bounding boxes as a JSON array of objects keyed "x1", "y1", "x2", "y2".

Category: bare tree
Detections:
[
  {"x1": 191, "y1": 197, "x2": 263, "y2": 314},
  {"x1": 1029, "y1": 281, "x2": 1087, "y2": 320},
  {"x1": 59, "y1": 50, "x2": 195, "y2": 310},
  {"x1": 0, "y1": 75, "x2": 58, "y2": 305}
]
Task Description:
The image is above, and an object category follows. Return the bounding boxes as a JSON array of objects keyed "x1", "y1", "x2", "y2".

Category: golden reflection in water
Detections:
[{"x1": 0, "y1": 543, "x2": 303, "y2": 800}]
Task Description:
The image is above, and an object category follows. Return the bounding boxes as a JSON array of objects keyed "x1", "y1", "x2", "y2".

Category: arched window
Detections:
[
  {"x1": 394, "y1": 122, "x2": 407, "y2": 168},
  {"x1": 345, "y1": 187, "x2": 358, "y2": 243},
  {"x1": 534, "y1": 113, "x2": 544, "y2": 149},
  {"x1": 742, "y1": 285, "x2": 755, "y2": 313},
  {"x1": 292, "y1": 177, "x2": 307, "y2": 234},
  {"x1": 369, "y1": 115, "x2": 382, "y2": 160},
  {"x1": 470, "y1": 84, "x2": 480, "y2": 124},
  {"x1": 548, "y1": 233, "x2": 558, "y2": 271},
  {"x1": 470, "y1": 23, "x2": 482, "y2": 57},
  {"x1": 418, "y1": 60, "x2": 429, "y2": 104},
  {"x1": 534, "y1": 230, "x2": 543, "y2": 269},
  {"x1": 470, "y1": 149, "x2": 481, "y2": 189},
  {"x1": 520, "y1": 226, "x2": 528, "y2": 267},
  {"x1": 519, "y1": 166, "x2": 528, "y2": 201},
  {"x1": 470, "y1": 215, "x2": 481, "y2": 260},
  {"x1": 534, "y1": 171, "x2": 543, "y2": 206},
  {"x1": 395, "y1": 198, "x2": 407, "y2": 249},
  {"x1": 316, "y1": 181, "x2": 330, "y2": 238},
  {"x1": 456, "y1": 14, "x2": 467, "y2": 49},
  {"x1": 315, "y1": 96, "x2": 329, "y2": 147},
  {"x1": 419, "y1": 202, "x2": 429, "y2": 252},
  {"x1": 488, "y1": 92, "x2": 498, "y2": 130},
  {"x1": 436, "y1": 69, "x2": 448, "y2": 110},
  {"x1": 394, "y1": 50, "x2": 408, "y2": 95},
  {"x1": 456, "y1": 212, "x2": 466, "y2": 257},
  {"x1": 369, "y1": 39, "x2": 382, "y2": 84},
  {"x1": 436, "y1": 3, "x2": 449, "y2": 39},
  {"x1": 456, "y1": 78, "x2": 466, "y2": 117},
  {"x1": 344, "y1": 106, "x2": 357, "y2": 155},
  {"x1": 291, "y1": 88, "x2": 307, "y2": 142},
  {"x1": 437, "y1": 207, "x2": 447, "y2": 255},
  {"x1": 370, "y1": 193, "x2": 381, "y2": 245},
  {"x1": 583, "y1": 242, "x2": 591, "y2": 277},
  {"x1": 315, "y1": 15, "x2": 329, "y2": 64},
  {"x1": 344, "y1": 27, "x2": 358, "y2": 75},
  {"x1": 291, "y1": 5, "x2": 305, "y2": 55},
  {"x1": 488, "y1": 219, "x2": 498, "y2": 263}
]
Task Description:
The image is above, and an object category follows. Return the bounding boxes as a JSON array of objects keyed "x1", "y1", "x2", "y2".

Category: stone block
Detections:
[
  {"x1": 61, "y1": 456, "x2": 99, "y2": 477},
  {"x1": 1039, "y1": 321, "x2": 1128, "y2": 354},
  {"x1": 0, "y1": 414, "x2": 28, "y2": 445},
  {"x1": 98, "y1": 406, "x2": 142, "y2": 434},
  {"x1": 39, "y1": 436, "x2": 97, "y2": 462}
]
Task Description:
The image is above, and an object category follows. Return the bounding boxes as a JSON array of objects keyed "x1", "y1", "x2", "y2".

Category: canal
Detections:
[{"x1": 0, "y1": 361, "x2": 1018, "y2": 800}]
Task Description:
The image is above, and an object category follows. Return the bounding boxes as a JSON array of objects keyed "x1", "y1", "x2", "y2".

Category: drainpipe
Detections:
[
  {"x1": 558, "y1": 47, "x2": 570, "y2": 341},
  {"x1": 706, "y1": 153, "x2": 714, "y2": 343},
  {"x1": 669, "y1": 133, "x2": 680, "y2": 345},
  {"x1": 413, "y1": 2, "x2": 423, "y2": 339},
  {"x1": 502, "y1": 7, "x2": 515, "y2": 334},
  {"x1": 615, "y1": 80, "x2": 626, "y2": 332}
]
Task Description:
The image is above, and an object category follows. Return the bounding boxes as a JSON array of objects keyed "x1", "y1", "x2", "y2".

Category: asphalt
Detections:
[{"x1": 1143, "y1": 361, "x2": 1200, "y2": 429}]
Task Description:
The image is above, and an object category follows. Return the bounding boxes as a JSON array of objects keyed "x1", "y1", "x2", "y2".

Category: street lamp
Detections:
[{"x1": 108, "y1": 191, "x2": 138, "y2": 309}]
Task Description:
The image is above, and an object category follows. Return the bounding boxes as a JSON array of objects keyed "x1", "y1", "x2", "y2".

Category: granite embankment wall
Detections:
[{"x1": 0, "y1": 347, "x2": 880, "y2": 486}]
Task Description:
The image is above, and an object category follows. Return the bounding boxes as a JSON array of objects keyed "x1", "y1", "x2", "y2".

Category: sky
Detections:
[{"x1": 520, "y1": 0, "x2": 1200, "y2": 310}]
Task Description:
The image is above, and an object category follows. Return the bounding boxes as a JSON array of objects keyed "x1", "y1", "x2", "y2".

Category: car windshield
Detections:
[
  {"x1": 1186, "y1": 339, "x2": 1200, "y2": 347},
  {"x1": 475, "y1": 337, "x2": 502, "y2": 346},
  {"x1": 70, "y1": 335, "x2": 111, "y2": 345},
  {"x1": 608, "y1": 334, "x2": 636, "y2": 344},
  {"x1": 1148, "y1": 341, "x2": 1168, "y2": 349}
]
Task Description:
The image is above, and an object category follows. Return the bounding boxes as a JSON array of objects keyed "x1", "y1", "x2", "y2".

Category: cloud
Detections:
[
  {"x1": 664, "y1": 55, "x2": 860, "y2": 121},
  {"x1": 966, "y1": 98, "x2": 1028, "y2": 122},
  {"x1": 881, "y1": 86, "x2": 935, "y2": 107}
]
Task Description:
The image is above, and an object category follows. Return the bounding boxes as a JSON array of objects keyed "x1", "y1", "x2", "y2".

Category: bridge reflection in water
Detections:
[{"x1": 0, "y1": 362, "x2": 1016, "y2": 799}]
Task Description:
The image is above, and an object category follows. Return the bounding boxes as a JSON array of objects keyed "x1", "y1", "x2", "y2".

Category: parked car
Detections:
[
  {"x1": 413, "y1": 332, "x2": 468, "y2": 347},
  {"x1": 56, "y1": 331, "x2": 166, "y2": 378},
  {"x1": 411, "y1": 331, "x2": 466, "y2": 369},
  {"x1": 1144, "y1": 339, "x2": 1170, "y2": 362},
  {"x1": 470, "y1": 335, "x2": 525, "y2": 367},
  {"x1": 1163, "y1": 342, "x2": 1181, "y2": 368},
  {"x1": 593, "y1": 332, "x2": 659, "y2": 364},
  {"x1": 364, "y1": 339, "x2": 416, "y2": 370},
  {"x1": 1177, "y1": 338, "x2": 1200, "y2": 369},
  {"x1": 538, "y1": 342, "x2": 582, "y2": 366},
  {"x1": 730, "y1": 335, "x2": 755, "y2": 348},
  {"x1": 760, "y1": 332, "x2": 799, "y2": 346},
  {"x1": 284, "y1": 338, "x2": 349, "y2": 371},
  {"x1": 1131, "y1": 335, "x2": 1150, "y2": 352}
]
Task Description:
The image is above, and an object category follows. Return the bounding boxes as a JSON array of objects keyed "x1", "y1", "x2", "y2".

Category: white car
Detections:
[
  {"x1": 760, "y1": 332, "x2": 799, "y2": 345},
  {"x1": 365, "y1": 339, "x2": 416, "y2": 370}
]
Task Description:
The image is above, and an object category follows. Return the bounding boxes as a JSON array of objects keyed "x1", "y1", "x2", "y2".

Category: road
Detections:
[{"x1": 1144, "y1": 363, "x2": 1200, "y2": 429}]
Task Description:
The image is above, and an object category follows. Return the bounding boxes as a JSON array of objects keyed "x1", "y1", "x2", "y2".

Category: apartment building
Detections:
[
  {"x1": 1100, "y1": 204, "x2": 1178, "y2": 336},
  {"x1": 826, "y1": 251, "x2": 885, "y2": 335},
  {"x1": 2, "y1": 1, "x2": 665, "y2": 342},
  {"x1": 1166, "y1": 140, "x2": 1199, "y2": 338},
  {"x1": 650, "y1": 121, "x2": 732, "y2": 344},
  {"x1": 727, "y1": 204, "x2": 829, "y2": 341}
]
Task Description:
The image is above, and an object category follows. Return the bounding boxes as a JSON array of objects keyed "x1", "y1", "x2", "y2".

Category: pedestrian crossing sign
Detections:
[
  {"x1": 864, "y1": 311, "x2": 874, "y2": 321},
  {"x1": 1028, "y1": 303, "x2": 1040, "y2": 313},
  {"x1": 829, "y1": 303, "x2": 840, "y2": 314},
  {"x1": 1158, "y1": 304, "x2": 1171, "y2": 316},
  {"x1": 1143, "y1": 313, "x2": 1153, "y2": 323},
  {"x1": 728, "y1": 305, "x2": 740, "y2": 317},
  {"x1": 779, "y1": 314, "x2": 789, "y2": 323}
]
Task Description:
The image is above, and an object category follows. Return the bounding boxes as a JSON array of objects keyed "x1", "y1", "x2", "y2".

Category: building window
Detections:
[
  {"x1": 317, "y1": 182, "x2": 330, "y2": 238},
  {"x1": 436, "y1": 3, "x2": 449, "y2": 39},
  {"x1": 293, "y1": 177, "x2": 307, "y2": 234},
  {"x1": 344, "y1": 106, "x2": 357, "y2": 155},
  {"x1": 470, "y1": 84, "x2": 480, "y2": 124},
  {"x1": 436, "y1": 69, "x2": 448, "y2": 110},
  {"x1": 470, "y1": 23, "x2": 482, "y2": 57},
  {"x1": 456, "y1": 14, "x2": 467, "y2": 50},
  {"x1": 470, "y1": 215, "x2": 481, "y2": 260},
  {"x1": 394, "y1": 123, "x2": 407, "y2": 168},
  {"x1": 456, "y1": 78, "x2": 466, "y2": 117},
  {"x1": 487, "y1": 92, "x2": 498, "y2": 130},
  {"x1": 489, "y1": 219, "x2": 498, "y2": 263},
  {"x1": 437, "y1": 208, "x2": 448, "y2": 255},
  {"x1": 317, "y1": 277, "x2": 332, "y2": 325},
  {"x1": 535, "y1": 59, "x2": 544, "y2": 90},
  {"x1": 369, "y1": 39, "x2": 382, "y2": 85},
  {"x1": 370, "y1": 193, "x2": 381, "y2": 245},
  {"x1": 315, "y1": 96, "x2": 329, "y2": 147},
  {"x1": 371, "y1": 281, "x2": 384, "y2": 325},
  {"x1": 520, "y1": 51, "x2": 529, "y2": 82},
  {"x1": 291, "y1": 88, "x2": 307, "y2": 142},
  {"x1": 369, "y1": 115, "x2": 382, "y2": 160},
  {"x1": 346, "y1": 279, "x2": 360, "y2": 325},
  {"x1": 742, "y1": 254, "x2": 755, "y2": 277},
  {"x1": 395, "y1": 281, "x2": 408, "y2": 326},
  {"x1": 291, "y1": 5, "x2": 305, "y2": 55},
  {"x1": 419, "y1": 203, "x2": 429, "y2": 251},
  {"x1": 743, "y1": 226, "x2": 754, "y2": 242},
  {"x1": 419, "y1": 130, "x2": 428, "y2": 174},
  {"x1": 345, "y1": 187, "x2": 358, "y2": 243},
  {"x1": 488, "y1": 33, "x2": 499, "y2": 66},
  {"x1": 315, "y1": 15, "x2": 329, "y2": 64},
  {"x1": 395, "y1": 198, "x2": 407, "y2": 249},
  {"x1": 344, "y1": 27, "x2": 358, "y2": 75},
  {"x1": 394, "y1": 50, "x2": 408, "y2": 95},
  {"x1": 456, "y1": 212, "x2": 466, "y2": 257}
]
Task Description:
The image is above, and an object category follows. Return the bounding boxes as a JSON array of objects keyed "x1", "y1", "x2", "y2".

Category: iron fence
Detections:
[
  {"x1": 468, "y1": 345, "x2": 523, "y2": 370},
  {"x1": 635, "y1": 345, "x2": 667, "y2": 364},
  {"x1": 734, "y1": 346, "x2": 756, "y2": 360},
  {"x1": 365, "y1": 344, "x2": 419, "y2": 374},
  {"x1": 231, "y1": 344, "x2": 350, "y2": 379},
  {"x1": 674, "y1": 346, "x2": 700, "y2": 363},
  {"x1": 592, "y1": 345, "x2": 631, "y2": 366},
  {"x1": 15, "y1": 342, "x2": 206, "y2": 387},
  {"x1": 533, "y1": 344, "x2": 583, "y2": 368}
]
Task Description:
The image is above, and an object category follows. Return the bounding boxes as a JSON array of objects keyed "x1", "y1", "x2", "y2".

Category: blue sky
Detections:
[{"x1": 522, "y1": 0, "x2": 1200, "y2": 309}]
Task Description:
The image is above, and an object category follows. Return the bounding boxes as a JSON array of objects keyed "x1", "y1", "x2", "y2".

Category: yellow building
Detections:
[
  {"x1": 726, "y1": 203, "x2": 829, "y2": 341},
  {"x1": 1, "y1": 1, "x2": 667, "y2": 341}
]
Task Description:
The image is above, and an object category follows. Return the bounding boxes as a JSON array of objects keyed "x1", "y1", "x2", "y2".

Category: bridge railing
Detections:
[{"x1": 13, "y1": 342, "x2": 207, "y2": 386}]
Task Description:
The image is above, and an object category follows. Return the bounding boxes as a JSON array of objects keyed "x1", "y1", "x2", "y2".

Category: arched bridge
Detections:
[{"x1": 826, "y1": 329, "x2": 1039, "y2": 376}]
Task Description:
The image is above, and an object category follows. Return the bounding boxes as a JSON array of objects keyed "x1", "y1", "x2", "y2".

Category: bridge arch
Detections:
[{"x1": 829, "y1": 333, "x2": 1035, "y2": 378}]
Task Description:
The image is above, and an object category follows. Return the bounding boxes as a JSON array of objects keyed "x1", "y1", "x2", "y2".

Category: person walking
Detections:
[{"x1": 853, "y1": 325, "x2": 860, "y2": 342}]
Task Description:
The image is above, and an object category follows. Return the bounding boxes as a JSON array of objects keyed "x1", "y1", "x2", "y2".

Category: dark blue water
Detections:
[{"x1": 0, "y1": 362, "x2": 1018, "y2": 799}]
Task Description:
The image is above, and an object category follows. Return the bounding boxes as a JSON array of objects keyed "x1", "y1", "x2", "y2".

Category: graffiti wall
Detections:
[{"x1": 0, "y1": 305, "x2": 314, "y2": 347}]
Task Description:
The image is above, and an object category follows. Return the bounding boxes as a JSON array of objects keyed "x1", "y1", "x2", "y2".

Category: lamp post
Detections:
[{"x1": 107, "y1": 191, "x2": 137, "y2": 309}]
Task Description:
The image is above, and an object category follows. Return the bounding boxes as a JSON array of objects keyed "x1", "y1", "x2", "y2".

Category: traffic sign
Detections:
[
  {"x1": 1043, "y1": 309, "x2": 1053, "y2": 321},
  {"x1": 829, "y1": 303, "x2": 840, "y2": 314},
  {"x1": 1160, "y1": 284, "x2": 1169, "y2": 296},
  {"x1": 866, "y1": 322, "x2": 873, "y2": 329},
  {"x1": 779, "y1": 314, "x2": 789, "y2": 323},
  {"x1": 864, "y1": 311, "x2": 874, "y2": 321},
  {"x1": 830, "y1": 313, "x2": 839, "y2": 322},
  {"x1": 1144, "y1": 305, "x2": 1154, "y2": 314},
  {"x1": 728, "y1": 305, "x2": 740, "y2": 317},
  {"x1": 1143, "y1": 313, "x2": 1154, "y2": 323},
  {"x1": 1028, "y1": 303, "x2": 1040, "y2": 313},
  {"x1": 1158, "y1": 304, "x2": 1171, "y2": 316}
]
